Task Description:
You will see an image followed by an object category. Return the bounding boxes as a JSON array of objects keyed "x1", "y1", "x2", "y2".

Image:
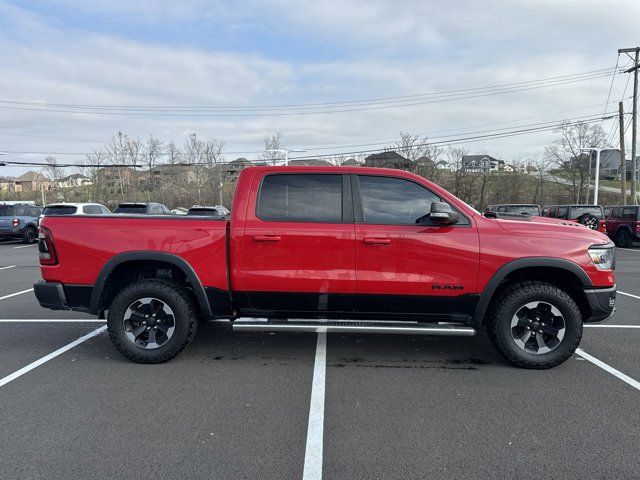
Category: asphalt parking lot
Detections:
[{"x1": 1, "y1": 239, "x2": 639, "y2": 479}]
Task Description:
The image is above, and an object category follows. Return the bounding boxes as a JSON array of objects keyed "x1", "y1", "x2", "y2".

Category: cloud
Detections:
[{"x1": 0, "y1": 0, "x2": 638, "y2": 177}]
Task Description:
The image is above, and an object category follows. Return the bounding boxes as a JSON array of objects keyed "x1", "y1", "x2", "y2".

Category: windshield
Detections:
[
  {"x1": 571, "y1": 206, "x2": 603, "y2": 219},
  {"x1": 43, "y1": 206, "x2": 77, "y2": 215},
  {"x1": 0, "y1": 205, "x2": 13, "y2": 216},
  {"x1": 507, "y1": 205, "x2": 540, "y2": 216}
]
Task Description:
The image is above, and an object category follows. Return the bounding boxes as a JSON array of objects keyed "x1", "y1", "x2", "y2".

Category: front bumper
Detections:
[
  {"x1": 33, "y1": 281, "x2": 94, "y2": 314},
  {"x1": 584, "y1": 285, "x2": 616, "y2": 323}
]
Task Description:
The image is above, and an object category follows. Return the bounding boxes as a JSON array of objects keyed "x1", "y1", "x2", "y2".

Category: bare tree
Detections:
[
  {"x1": 545, "y1": 121, "x2": 606, "y2": 204},
  {"x1": 394, "y1": 132, "x2": 442, "y2": 180},
  {"x1": 143, "y1": 135, "x2": 164, "y2": 198},
  {"x1": 260, "y1": 132, "x2": 284, "y2": 165},
  {"x1": 42, "y1": 156, "x2": 66, "y2": 202},
  {"x1": 183, "y1": 133, "x2": 207, "y2": 204}
]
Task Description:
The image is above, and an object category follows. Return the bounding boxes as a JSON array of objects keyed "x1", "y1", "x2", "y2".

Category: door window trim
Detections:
[
  {"x1": 350, "y1": 173, "x2": 470, "y2": 227},
  {"x1": 255, "y1": 172, "x2": 353, "y2": 224}
]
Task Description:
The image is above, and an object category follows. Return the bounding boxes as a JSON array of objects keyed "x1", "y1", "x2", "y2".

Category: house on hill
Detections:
[
  {"x1": 364, "y1": 151, "x2": 412, "y2": 170},
  {"x1": 14, "y1": 171, "x2": 52, "y2": 192},
  {"x1": 56, "y1": 174, "x2": 92, "y2": 188},
  {"x1": 461, "y1": 155, "x2": 504, "y2": 173}
]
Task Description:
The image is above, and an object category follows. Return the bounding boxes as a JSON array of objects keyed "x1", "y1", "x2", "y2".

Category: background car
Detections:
[
  {"x1": 186, "y1": 205, "x2": 230, "y2": 218},
  {"x1": 40, "y1": 203, "x2": 111, "y2": 220},
  {"x1": 604, "y1": 205, "x2": 639, "y2": 248},
  {"x1": 541, "y1": 204, "x2": 607, "y2": 232},
  {"x1": 0, "y1": 202, "x2": 43, "y2": 243},
  {"x1": 113, "y1": 202, "x2": 171, "y2": 215},
  {"x1": 485, "y1": 204, "x2": 541, "y2": 216}
]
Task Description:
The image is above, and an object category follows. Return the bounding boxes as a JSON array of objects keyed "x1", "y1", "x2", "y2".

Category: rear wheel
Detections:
[
  {"x1": 615, "y1": 229, "x2": 632, "y2": 248},
  {"x1": 107, "y1": 279, "x2": 199, "y2": 363},
  {"x1": 486, "y1": 281, "x2": 582, "y2": 369},
  {"x1": 22, "y1": 226, "x2": 37, "y2": 244}
]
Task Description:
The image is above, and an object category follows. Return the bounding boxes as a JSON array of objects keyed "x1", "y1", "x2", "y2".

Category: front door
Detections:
[
  {"x1": 353, "y1": 174, "x2": 480, "y2": 320},
  {"x1": 242, "y1": 172, "x2": 356, "y2": 315}
]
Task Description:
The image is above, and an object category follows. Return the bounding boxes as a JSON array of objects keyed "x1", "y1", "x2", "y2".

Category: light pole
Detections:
[
  {"x1": 580, "y1": 147, "x2": 605, "y2": 205},
  {"x1": 265, "y1": 148, "x2": 307, "y2": 166}
]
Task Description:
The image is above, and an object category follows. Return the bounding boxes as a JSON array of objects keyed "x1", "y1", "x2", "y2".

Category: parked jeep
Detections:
[
  {"x1": 541, "y1": 205, "x2": 607, "y2": 233},
  {"x1": 605, "y1": 205, "x2": 640, "y2": 248}
]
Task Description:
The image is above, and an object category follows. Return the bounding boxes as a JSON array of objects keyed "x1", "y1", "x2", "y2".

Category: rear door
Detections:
[
  {"x1": 352, "y1": 174, "x2": 480, "y2": 320},
  {"x1": 242, "y1": 172, "x2": 356, "y2": 314}
]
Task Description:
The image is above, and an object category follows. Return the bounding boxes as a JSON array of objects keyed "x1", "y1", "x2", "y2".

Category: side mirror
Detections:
[{"x1": 428, "y1": 202, "x2": 460, "y2": 225}]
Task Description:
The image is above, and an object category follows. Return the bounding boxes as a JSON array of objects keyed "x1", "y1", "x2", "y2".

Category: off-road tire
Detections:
[
  {"x1": 615, "y1": 229, "x2": 632, "y2": 248},
  {"x1": 22, "y1": 226, "x2": 37, "y2": 244},
  {"x1": 107, "y1": 279, "x2": 199, "y2": 363},
  {"x1": 577, "y1": 214, "x2": 599, "y2": 231},
  {"x1": 486, "y1": 281, "x2": 583, "y2": 369}
]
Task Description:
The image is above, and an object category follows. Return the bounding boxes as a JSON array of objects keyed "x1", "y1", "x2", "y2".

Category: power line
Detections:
[
  {"x1": 0, "y1": 72, "x2": 615, "y2": 118},
  {"x1": 0, "y1": 114, "x2": 614, "y2": 168},
  {"x1": 0, "y1": 68, "x2": 613, "y2": 112}
]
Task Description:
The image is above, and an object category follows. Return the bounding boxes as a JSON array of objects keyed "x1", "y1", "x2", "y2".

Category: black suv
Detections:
[
  {"x1": 485, "y1": 204, "x2": 541, "y2": 216},
  {"x1": 114, "y1": 202, "x2": 171, "y2": 215}
]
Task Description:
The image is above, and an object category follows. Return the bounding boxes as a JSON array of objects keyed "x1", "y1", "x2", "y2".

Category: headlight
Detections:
[{"x1": 588, "y1": 246, "x2": 615, "y2": 270}]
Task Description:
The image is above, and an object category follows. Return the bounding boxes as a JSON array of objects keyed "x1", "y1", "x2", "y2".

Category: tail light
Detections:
[
  {"x1": 599, "y1": 221, "x2": 607, "y2": 233},
  {"x1": 12, "y1": 218, "x2": 19, "y2": 228},
  {"x1": 38, "y1": 227, "x2": 58, "y2": 265}
]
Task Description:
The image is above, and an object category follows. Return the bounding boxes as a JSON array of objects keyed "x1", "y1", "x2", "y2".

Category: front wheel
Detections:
[
  {"x1": 107, "y1": 279, "x2": 199, "y2": 363},
  {"x1": 486, "y1": 281, "x2": 582, "y2": 369}
]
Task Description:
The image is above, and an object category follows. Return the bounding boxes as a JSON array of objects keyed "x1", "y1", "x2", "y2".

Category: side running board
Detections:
[{"x1": 232, "y1": 319, "x2": 476, "y2": 336}]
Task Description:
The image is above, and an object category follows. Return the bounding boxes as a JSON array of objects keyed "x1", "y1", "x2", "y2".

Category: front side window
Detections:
[
  {"x1": 83, "y1": 205, "x2": 102, "y2": 215},
  {"x1": 258, "y1": 174, "x2": 343, "y2": 222},
  {"x1": 556, "y1": 207, "x2": 568, "y2": 218},
  {"x1": 357, "y1": 175, "x2": 443, "y2": 225}
]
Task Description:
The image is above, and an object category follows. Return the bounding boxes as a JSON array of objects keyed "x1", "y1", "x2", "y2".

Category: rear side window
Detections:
[
  {"x1": 43, "y1": 206, "x2": 78, "y2": 215},
  {"x1": 258, "y1": 174, "x2": 343, "y2": 222},
  {"x1": 549, "y1": 208, "x2": 557, "y2": 218},
  {"x1": 0, "y1": 205, "x2": 13, "y2": 216},
  {"x1": 556, "y1": 207, "x2": 568, "y2": 218},
  {"x1": 610, "y1": 207, "x2": 621, "y2": 219},
  {"x1": 357, "y1": 175, "x2": 441, "y2": 225},
  {"x1": 571, "y1": 206, "x2": 603, "y2": 219},
  {"x1": 622, "y1": 207, "x2": 637, "y2": 220},
  {"x1": 83, "y1": 205, "x2": 102, "y2": 215}
]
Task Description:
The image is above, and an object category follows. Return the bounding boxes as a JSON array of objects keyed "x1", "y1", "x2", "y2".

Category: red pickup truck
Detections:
[{"x1": 34, "y1": 166, "x2": 616, "y2": 368}]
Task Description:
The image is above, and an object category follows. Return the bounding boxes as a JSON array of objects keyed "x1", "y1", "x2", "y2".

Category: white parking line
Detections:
[
  {"x1": 13, "y1": 244, "x2": 37, "y2": 249},
  {"x1": 0, "y1": 288, "x2": 34, "y2": 301},
  {"x1": 0, "y1": 319, "x2": 104, "y2": 323},
  {"x1": 619, "y1": 291, "x2": 640, "y2": 301},
  {"x1": 584, "y1": 324, "x2": 640, "y2": 329},
  {"x1": 303, "y1": 332, "x2": 327, "y2": 480},
  {"x1": 576, "y1": 348, "x2": 640, "y2": 392},
  {"x1": 0, "y1": 325, "x2": 107, "y2": 388},
  {"x1": 0, "y1": 265, "x2": 17, "y2": 270}
]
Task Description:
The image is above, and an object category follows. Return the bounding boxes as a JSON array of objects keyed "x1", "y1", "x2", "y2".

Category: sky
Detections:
[{"x1": 0, "y1": 0, "x2": 639, "y2": 176}]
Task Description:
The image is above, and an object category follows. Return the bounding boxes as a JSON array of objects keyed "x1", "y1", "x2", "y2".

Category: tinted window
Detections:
[
  {"x1": 0, "y1": 205, "x2": 14, "y2": 216},
  {"x1": 115, "y1": 205, "x2": 148, "y2": 214},
  {"x1": 571, "y1": 206, "x2": 603, "y2": 219},
  {"x1": 507, "y1": 205, "x2": 540, "y2": 216},
  {"x1": 556, "y1": 207, "x2": 568, "y2": 218},
  {"x1": 497, "y1": 206, "x2": 507, "y2": 212},
  {"x1": 43, "y1": 206, "x2": 77, "y2": 215},
  {"x1": 258, "y1": 174, "x2": 343, "y2": 222},
  {"x1": 358, "y1": 175, "x2": 441, "y2": 224},
  {"x1": 187, "y1": 208, "x2": 220, "y2": 216},
  {"x1": 25, "y1": 207, "x2": 42, "y2": 216},
  {"x1": 549, "y1": 208, "x2": 557, "y2": 218},
  {"x1": 83, "y1": 205, "x2": 102, "y2": 215},
  {"x1": 610, "y1": 207, "x2": 621, "y2": 219},
  {"x1": 622, "y1": 207, "x2": 637, "y2": 220},
  {"x1": 541, "y1": 208, "x2": 549, "y2": 217}
]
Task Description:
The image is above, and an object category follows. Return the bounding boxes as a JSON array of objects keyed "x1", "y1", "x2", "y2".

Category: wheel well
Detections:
[
  {"x1": 487, "y1": 267, "x2": 591, "y2": 322},
  {"x1": 98, "y1": 260, "x2": 199, "y2": 314}
]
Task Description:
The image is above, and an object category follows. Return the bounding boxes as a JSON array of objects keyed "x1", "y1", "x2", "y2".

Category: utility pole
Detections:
[
  {"x1": 619, "y1": 101, "x2": 627, "y2": 204},
  {"x1": 619, "y1": 47, "x2": 640, "y2": 204}
]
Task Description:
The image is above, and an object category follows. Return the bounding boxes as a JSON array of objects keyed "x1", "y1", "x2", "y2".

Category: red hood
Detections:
[{"x1": 494, "y1": 215, "x2": 611, "y2": 245}]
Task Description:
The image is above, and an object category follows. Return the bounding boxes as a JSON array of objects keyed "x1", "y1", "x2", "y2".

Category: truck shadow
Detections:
[{"x1": 179, "y1": 321, "x2": 506, "y2": 370}]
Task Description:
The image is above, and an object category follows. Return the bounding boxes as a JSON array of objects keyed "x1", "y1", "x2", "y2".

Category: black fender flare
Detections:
[
  {"x1": 89, "y1": 251, "x2": 213, "y2": 318},
  {"x1": 471, "y1": 257, "x2": 592, "y2": 325}
]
